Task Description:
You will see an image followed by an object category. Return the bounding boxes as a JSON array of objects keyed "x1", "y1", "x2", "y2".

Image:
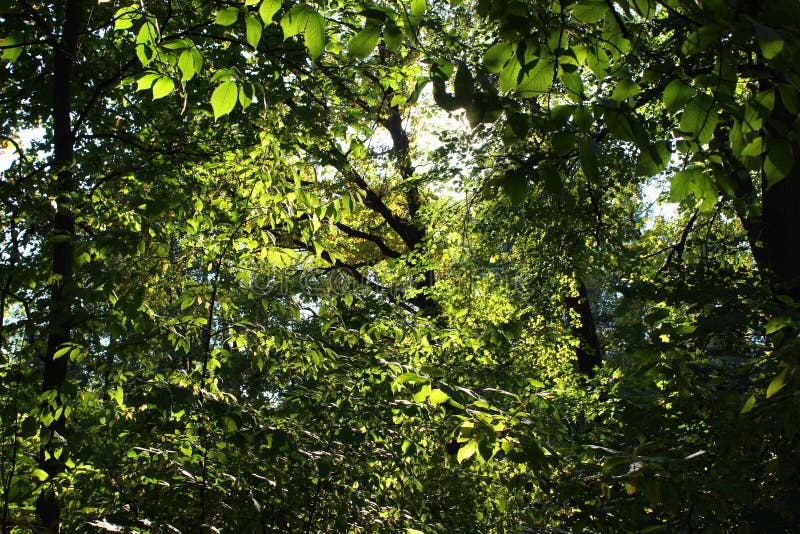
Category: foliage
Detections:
[{"x1": 1, "y1": 0, "x2": 799, "y2": 532}]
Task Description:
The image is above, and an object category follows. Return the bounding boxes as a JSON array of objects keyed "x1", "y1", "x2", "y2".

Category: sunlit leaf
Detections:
[
  {"x1": 349, "y1": 22, "x2": 381, "y2": 59},
  {"x1": 211, "y1": 81, "x2": 239, "y2": 119},
  {"x1": 245, "y1": 15, "x2": 263, "y2": 48},
  {"x1": 215, "y1": 7, "x2": 239, "y2": 26}
]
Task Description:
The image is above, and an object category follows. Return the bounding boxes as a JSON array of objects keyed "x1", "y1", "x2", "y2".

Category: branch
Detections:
[{"x1": 332, "y1": 221, "x2": 403, "y2": 258}]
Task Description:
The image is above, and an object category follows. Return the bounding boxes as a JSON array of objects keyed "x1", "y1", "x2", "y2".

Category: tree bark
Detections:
[
  {"x1": 565, "y1": 281, "x2": 603, "y2": 378},
  {"x1": 760, "y1": 80, "x2": 800, "y2": 301},
  {"x1": 37, "y1": 1, "x2": 82, "y2": 531}
]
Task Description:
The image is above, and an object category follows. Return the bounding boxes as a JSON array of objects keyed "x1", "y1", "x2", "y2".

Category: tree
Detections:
[{"x1": 2, "y1": 0, "x2": 800, "y2": 531}]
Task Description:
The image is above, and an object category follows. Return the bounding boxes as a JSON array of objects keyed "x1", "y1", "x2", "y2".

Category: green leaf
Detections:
[
  {"x1": 280, "y1": 4, "x2": 325, "y2": 59},
  {"x1": 281, "y1": 4, "x2": 312, "y2": 38},
  {"x1": 635, "y1": 140, "x2": 671, "y2": 177},
  {"x1": 259, "y1": 0, "x2": 281, "y2": 24},
  {"x1": 303, "y1": 9, "x2": 326, "y2": 60},
  {"x1": 681, "y1": 25, "x2": 722, "y2": 55},
  {"x1": 764, "y1": 141, "x2": 794, "y2": 187},
  {"x1": 571, "y1": 0, "x2": 608, "y2": 23},
  {"x1": 245, "y1": 15, "x2": 263, "y2": 48},
  {"x1": 517, "y1": 60, "x2": 553, "y2": 95},
  {"x1": 552, "y1": 133, "x2": 576, "y2": 157},
  {"x1": 766, "y1": 366, "x2": 789, "y2": 398},
  {"x1": 32, "y1": 468, "x2": 49, "y2": 481},
  {"x1": 136, "y1": 21, "x2": 157, "y2": 44},
  {"x1": 663, "y1": 79, "x2": 694, "y2": 113},
  {"x1": 765, "y1": 315, "x2": 793, "y2": 334},
  {"x1": 178, "y1": 50, "x2": 196, "y2": 82},
  {"x1": 670, "y1": 166, "x2": 716, "y2": 208},
  {"x1": 349, "y1": 22, "x2": 381, "y2": 59},
  {"x1": 239, "y1": 82, "x2": 255, "y2": 109},
  {"x1": 502, "y1": 170, "x2": 528, "y2": 204},
  {"x1": 211, "y1": 81, "x2": 239, "y2": 119},
  {"x1": 394, "y1": 372, "x2": 428, "y2": 385},
  {"x1": 679, "y1": 95, "x2": 718, "y2": 145},
  {"x1": 384, "y1": 22, "x2": 403, "y2": 52},
  {"x1": 1, "y1": 32, "x2": 24, "y2": 63},
  {"x1": 161, "y1": 38, "x2": 192, "y2": 50},
  {"x1": 411, "y1": 0, "x2": 427, "y2": 18},
  {"x1": 484, "y1": 42, "x2": 513, "y2": 74},
  {"x1": 632, "y1": 0, "x2": 655, "y2": 19},
  {"x1": 152, "y1": 77, "x2": 174, "y2": 99},
  {"x1": 136, "y1": 72, "x2": 159, "y2": 91},
  {"x1": 457, "y1": 439, "x2": 478, "y2": 463},
  {"x1": 499, "y1": 58, "x2": 522, "y2": 93},
  {"x1": 612, "y1": 78, "x2": 640, "y2": 102},
  {"x1": 670, "y1": 167, "x2": 700, "y2": 202},
  {"x1": 428, "y1": 389, "x2": 450, "y2": 406},
  {"x1": 740, "y1": 394, "x2": 756, "y2": 414},
  {"x1": 215, "y1": 7, "x2": 239, "y2": 26},
  {"x1": 751, "y1": 19, "x2": 784, "y2": 60},
  {"x1": 113, "y1": 5, "x2": 141, "y2": 30},
  {"x1": 53, "y1": 345, "x2": 71, "y2": 360},
  {"x1": 110, "y1": 387, "x2": 124, "y2": 407},
  {"x1": 740, "y1": 137, "x2": 764, "y2": 158}
]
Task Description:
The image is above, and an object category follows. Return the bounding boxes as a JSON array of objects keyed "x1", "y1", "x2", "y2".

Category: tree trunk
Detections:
[
  {"x1": 760, "y1": 80, "x2": 800, "y2": 302},
  {"x1": 37, "y1": 1, "x2": 82, "y2": 531},
  {"x1": 565, "y1": 281, "x2": 603, "y2": 378}
]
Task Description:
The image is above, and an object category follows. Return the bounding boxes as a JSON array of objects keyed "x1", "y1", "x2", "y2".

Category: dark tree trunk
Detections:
[
  {"x1": 760, "y1": 79, "x2": 800, "y2": 302},
  {"x1": 565, "y1": 281, "x2": 603, "y2": 378},
  {"x1": 37, "y1": 1, "x2": 82, "y2": 531}
]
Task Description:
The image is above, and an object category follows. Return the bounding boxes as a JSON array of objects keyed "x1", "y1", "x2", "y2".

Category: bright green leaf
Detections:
[
  {"x1": 349, "y1": 22, "x2": 381, "y2": 59},
  {"x1": 215, "y1": 7, "x2": 239, "y2": 26},
  {"x1": 411, "y1": 0, "x2": 427, "y2": 18},
  {"x1": 259, "y1": 0, "x2": 281, "y2": 24},
  {"x1": 766, "y1": 366, "x2": 789, "y2": 398},
  {"x1": 740, "y1": 394, "x2": 756, "y2": 414},
  {"x1": 211, "y1": 81, "x2": 239, "y2": 119},
  {"x1": 136, "y1": 72, "x2": 159, "y2": 91},
  {"x1": 457, "y1": 440, "x2": 478, "y2": 463},
  {"x1": 152, "y1": 77, "x2": 174, "y2": 99},
  {"x1": 178, "y1": 50, "x2": 196, "y2": 82},
  {"x1": 245, "y1": 15, "x2": 263, "y2": 48},
  {"x1": 428, "y1": 389, "x2": 450, "y2": 406},
  {"x1": 303, "y1": 10, "x2": 326, "y2": 60},
  {"x1": 113, "y1": 5, "x2": 140, "y2": 30}
]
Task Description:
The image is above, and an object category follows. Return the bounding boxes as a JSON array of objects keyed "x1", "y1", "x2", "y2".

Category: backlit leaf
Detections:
[
  {"x1": 259, "y1": 0, "x2": 281, "y2": 24},
  {"x1": 349, "y1": 22, "x2": 381, "y2": 59},
  {"x1": 245, "y1": 15, "x2": 263, "y2": 48},
  {"x1": 152, "y1": 77, "x2": 174, "y2": 99},
  {"x1": 215, "y1": 7, "x2": 239, "y2": 26},
  {"x1": 211, "y1": 81, "x2": 239, "y2": 119},
  {"x1": 457, "y1": 440, "x2": 478, "y2": 463}
]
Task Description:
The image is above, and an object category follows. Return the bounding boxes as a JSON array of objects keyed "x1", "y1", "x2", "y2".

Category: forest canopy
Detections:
[{"x1": 1, "y1": 0, "x2": 800, "y2": 531}]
